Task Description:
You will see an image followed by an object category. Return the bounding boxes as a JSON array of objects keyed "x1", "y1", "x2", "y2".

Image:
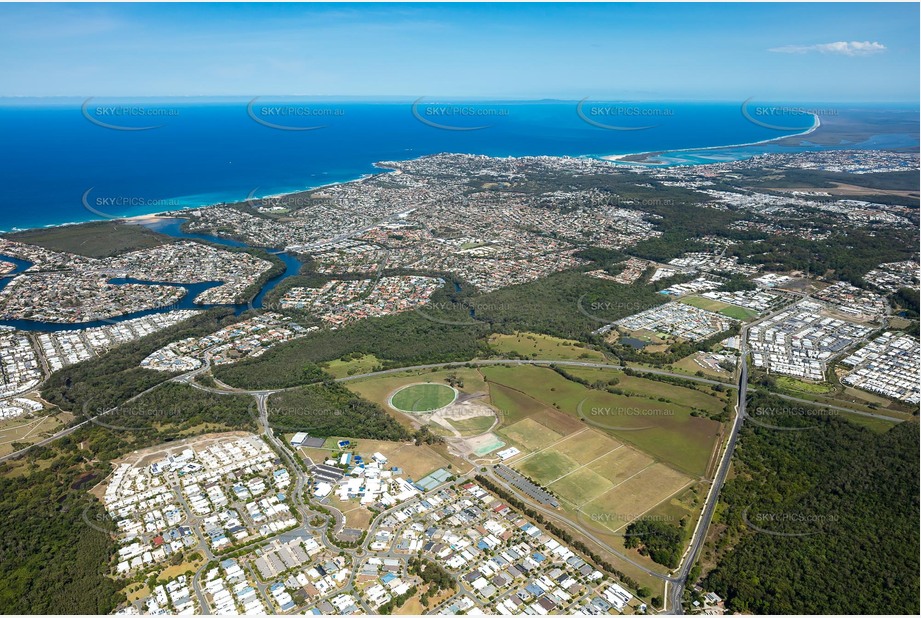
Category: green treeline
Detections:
[
  {"x1": 41, "y1": 309, "x2": 240, "y2": 413},
  {"x1": 0, "y1": 384, "x2": 255, "y2": 614},
  {"x1": 213, "y1": 270, "x2": 665, "y2": 390},
  {"x1": 267, "y1": 382, "x2": 411, "y2": 441},
  {"x1": 702, "y1": 391, "x2": 919, "y2": 614},
  {"x1": 624, "y1": 518, "x2": 686, "y2": 568}
]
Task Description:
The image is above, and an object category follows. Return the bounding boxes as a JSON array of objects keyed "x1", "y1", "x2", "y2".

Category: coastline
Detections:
[
  {"x1": 0, "y1": 174, "x2": 381, "y2": 235},
  {"x1": 1, "y1": 117, "x2": 828, "y2": 235},
  {"x1": 601, "y1": 113, "x2": 821, "y2": 165}
]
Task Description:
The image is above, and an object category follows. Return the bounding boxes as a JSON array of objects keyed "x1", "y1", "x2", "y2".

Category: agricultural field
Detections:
[
  {"x1": 390, "y1": 383, "x2": 457, "y2": 413},
  {"x1": 483, "y1": 364, "x2": 725, "y2": 476},
  {"x1": 487, "y1": 332, "x2": 606, "y2": 361}
]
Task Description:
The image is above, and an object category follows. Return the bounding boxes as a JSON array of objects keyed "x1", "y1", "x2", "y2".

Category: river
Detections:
[{"x1": 0, "y1": 218, "x2": 302, "y2": 332}]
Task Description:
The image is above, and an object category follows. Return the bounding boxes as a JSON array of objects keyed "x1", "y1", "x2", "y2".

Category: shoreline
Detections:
[
  {"x1": 0, "y1": 174, "x2": 381, "y2": 235},
  {"x1": 0, "y1": 116, "x2": 828, "y2": 235},
  {"x1": 602, "y1": 114, "x2": 821, "y2": 165}
]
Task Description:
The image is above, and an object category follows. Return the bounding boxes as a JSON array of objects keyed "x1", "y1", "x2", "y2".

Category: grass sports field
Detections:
[
  {"x1": 344, "y1": 367, "x2": 486, "y2": 409},
  {"x1": 390, "y1": 383, "x2": 457, "y2": 412},
  {"x1": 508, "y1": 422, "x2": 696, "y2": 567},
  {"x1": 681, "y1": 295, "x2": 758, "y2": 320},
  {"x1": 483, "y1": 364, "x2": 725, "y2": 476}
]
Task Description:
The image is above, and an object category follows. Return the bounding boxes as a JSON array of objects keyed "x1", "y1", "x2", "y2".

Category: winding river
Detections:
[{"x1": 0, "y1": 218, "x2": 302, "y2": 332}]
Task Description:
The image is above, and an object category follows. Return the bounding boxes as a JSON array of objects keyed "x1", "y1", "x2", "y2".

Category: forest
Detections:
[
  {"x1": 267, "y1": 381, "x2": 411, "y2": 441},
  {"x1": 41, "y1": 308, "x2": 240, "y2": 413},
  {"x1": 624, "y1": 517, "x2": 686, "y2": 569},
  {"x1": 212, "y1": 269, "x2": 666, "y2": 390},
  {"x1": 0, "y1": 383, "x2": 254, "y2": 614},
  {"x1": 701, "y1": 391, "x2": 919, "y2": 614}
]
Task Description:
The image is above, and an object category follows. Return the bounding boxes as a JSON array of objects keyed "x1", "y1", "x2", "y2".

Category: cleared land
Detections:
[
  {"x1": 487, "y1": 332, "x2": 606, "y2": 361},
  {"x1": 551, "y1": 429, "x2": 622, "y2": 465},
  {"x1": 321, "y1": 354, "x2": 382, "y2": 379},
  {"x1": 446, "y1": 415, "x2": 495, "y2": 436},
  {"x1": 483, "y1": 364, "x2": 724, "y2": 476},
  {"x1": 0, "y1": 412, "x2": 70, "y2": 458},
  {"x1": 672, "y1": 352, "x2": 732, "y2": 380},
  {"x1": 499, "y1": 417, "x2": 563, "y2": 452},
  {"x1": 776, "y1": 376, "x2": 835, "y2": 395},
  {"x1": 390, "y1": 383, "x2": 456, "y2": 413},
  {"x1": 581, "y1": 463, "x2": 691, "y2": 533}
]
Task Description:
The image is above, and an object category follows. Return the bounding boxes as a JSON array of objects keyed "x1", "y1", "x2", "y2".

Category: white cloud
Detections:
[{"x1": 769, "y1": 41, "x2": 887, "y2": 56}]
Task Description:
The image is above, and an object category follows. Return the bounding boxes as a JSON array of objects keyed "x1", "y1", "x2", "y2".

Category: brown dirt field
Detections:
[{"x1": 583, "y1": 463, "x2": 692, "y2": 532}]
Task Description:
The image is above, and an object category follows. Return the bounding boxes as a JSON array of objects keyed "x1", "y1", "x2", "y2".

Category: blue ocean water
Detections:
[{"x1": 0, "y1": 98, "x2": 858, "y2": 231}]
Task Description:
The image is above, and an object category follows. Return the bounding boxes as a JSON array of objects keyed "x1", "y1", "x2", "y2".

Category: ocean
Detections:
[{"x1": 0, "y1": 98, "x2": 891, "y2": 232}]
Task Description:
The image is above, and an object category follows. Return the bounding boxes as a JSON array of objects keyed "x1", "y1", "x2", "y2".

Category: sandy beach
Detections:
[{"x1": 602, "y1": 113, "x2": 822, "y2": 165}]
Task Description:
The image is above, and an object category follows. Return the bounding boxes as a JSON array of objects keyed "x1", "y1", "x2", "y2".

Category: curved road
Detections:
[{"x1": 2, "y1": 344, "x2": 903, "y2": 613}]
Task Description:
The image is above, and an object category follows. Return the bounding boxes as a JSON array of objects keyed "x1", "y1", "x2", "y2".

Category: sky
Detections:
[{"x1": 0, "y1": 2, "x2": 918, "y2": 102}]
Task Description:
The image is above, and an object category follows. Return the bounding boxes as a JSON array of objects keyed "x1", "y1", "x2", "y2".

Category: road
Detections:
[
  {"x1": 666, "y1": 354, "x2": 748, "y2": 613},
  {"x1": 483, "y1": 467, "x2": 681, "y2": 584},
  {"x1": 337, "y1": 358, "x2": 735, "y2": 389},
  {"x1": 1, "y1": 356, "x2": 734, "y2": 463},
  {"x1": 5, "y1": 331, "x2": 905, "y2": 612}
]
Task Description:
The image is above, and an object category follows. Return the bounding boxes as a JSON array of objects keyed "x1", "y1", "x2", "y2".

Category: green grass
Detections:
[
  {"x1": 487, "y1": 332, "x2": 606, "y2": 362},
  {"x1": 548, "y1": 467, "x2": 614, "y2": 505},
  {"x1": 322, "y1": 354, "x2": 381, "y2": 379},
  {"x1": 516, "y1": 450, "x2": 579, "y2": 484},
  {"x1": 446, "y1": 415, "x2": 495, "y2": 436},
  {"x1": 836, "y1": 411, "x2": 900, "y2": 433},
  {"x1": 499, "y1": 417, "x2": 563, "y2": 451},
  {"x1": 390, "y1": 383, "x2": 456, "y2": 412},
  {"x1": 776, "y1": 376, "x2": 835, "y2": 394},
  {"x1": 719, "y1": 305, "x2": 758, "y2": 320},
  {"x1": 680, "y1": 295, "x2": 728, "y2": 311},
  {"x1": 488, "y1": 382, "x2": 547, "y2": 425},
  {"x1": 346, "y1": 368, "x2": 483, "y2": 409},
  {"x1": 482, "y1": 364, "x2": 724, "y2": 477}
]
